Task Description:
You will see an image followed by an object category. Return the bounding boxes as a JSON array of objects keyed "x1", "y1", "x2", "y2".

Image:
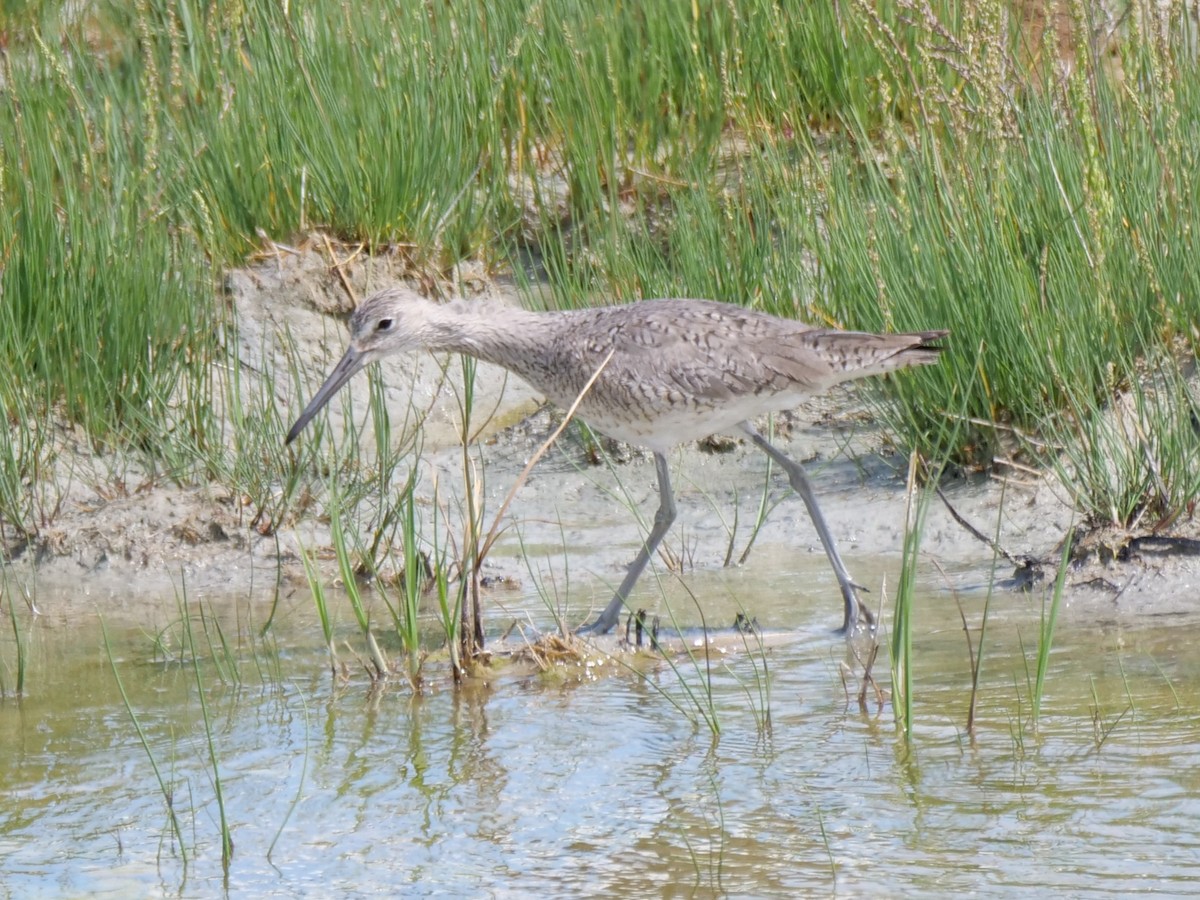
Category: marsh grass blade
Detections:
[
  {"x1": 300, "y1": 539, "x2": 338, "y2": 676},
  {"x1": 892, "y1": 451, "x2": 933, "y2": 741},
  {"x1": 732, "y1": 613, "x2": 772, "y2": 735},
  {"x1": 329, "y1": 496, "x2": 389, "y2": 681},
  {"x1": 962, "y1": 480, "x2": 1009, "y2": 737},
  {"x1": 392, "y1": 473, "x2": 425, "y2": 686},
  {"x1": 429, "y1": 476, "x2": 463, "y2": 677},
  {"x1": 179, "y1": 598, "x2": 234, "y2": 869},
  {"x1": 1032, "y1": 526, "x2": 1074, "y2": 728},
  {"x1": 3, "y1": 580, "x2": 27, "y2": 697},
  {"x1": 634, "y1": 579, "x2": 721, "y2": 736},
  {"x1": 101, "y1": 619, "x2": 190, "y2": 866}
]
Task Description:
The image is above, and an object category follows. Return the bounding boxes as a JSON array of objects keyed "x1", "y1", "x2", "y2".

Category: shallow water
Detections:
[{"x1": 3, "y1": 566, "x2": 1200, "y2": 898}]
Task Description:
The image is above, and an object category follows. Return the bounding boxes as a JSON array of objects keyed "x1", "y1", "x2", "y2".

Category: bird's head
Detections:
[
  {"x1": 285, "y1": 287, "x2": 434, "y2": 444},
  {"x1": 344, "y1": 288, "x2": 438, "y2": 358}
]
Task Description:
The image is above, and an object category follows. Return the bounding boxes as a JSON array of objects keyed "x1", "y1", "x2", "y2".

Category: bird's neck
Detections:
[{"x1": 428, "y1": 300, "x2": 555, "y2": 372}]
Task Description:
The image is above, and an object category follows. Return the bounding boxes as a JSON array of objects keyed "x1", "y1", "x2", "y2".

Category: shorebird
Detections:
[{"x1": 287, "y1": 287, "x2": 947, "y2": 635}]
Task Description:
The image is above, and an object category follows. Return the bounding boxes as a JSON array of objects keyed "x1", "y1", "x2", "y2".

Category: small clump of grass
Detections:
[
  {"x1": 1045, "y1": 360, "x2": 1200, "y2": 533},
  {"x1": 194, "y1": 598, "x2": 241, "y2": 688},
  {"x1": 1088, "y1": 673, "x2": 1133, "y2": 753},
  {"x1": 654, "y1": 581, "x2": 722, "y2": 737},
  {"x1": 425, "y1": 474, "x2": 465, "y2": 678},
  {"x1": 690, "y1": 421, "x2": 787, "y2": 572},
  {"x1": 730, "y1": 607, "x2": 773, "y2": 735},
  {"x1": 444, "y1": 357, "x2": 489, "y2": 669}
]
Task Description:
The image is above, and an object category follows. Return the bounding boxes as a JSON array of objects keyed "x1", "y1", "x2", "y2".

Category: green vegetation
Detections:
[
  {"x1": 179, "y1": 596, "x2": 235, "y2": 870},
  {"x1": 2, "y1": 2, "x2": 1199, "y2": 638},
  {"x1": 328, "y1": 491, "x2": 390, "y2": 680},
  {"x1": 1, "y1": 572, "x2": 29, "y2": 696},
  {"x1": 103, "y1": 619, "x2": 191, "y2": 866},
  {"x1": 891, "y1": 453, "x2": 930, "y2": 742},
  {"x1": 1032, "y1": 527, "x2": 1073, "y2": 728}
]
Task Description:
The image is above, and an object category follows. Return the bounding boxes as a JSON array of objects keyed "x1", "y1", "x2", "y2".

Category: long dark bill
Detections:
[{"x1": 285, "y1": 347, "x2": 366, "y2": 444}]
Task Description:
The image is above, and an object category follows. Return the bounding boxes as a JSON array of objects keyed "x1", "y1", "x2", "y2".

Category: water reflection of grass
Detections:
[
  {"x1": 3, "y1": 4, "x2": 1199, "y2": 717},
  {"x1": 34, "y1": 590, "x2": 1200, "y2": 895}
]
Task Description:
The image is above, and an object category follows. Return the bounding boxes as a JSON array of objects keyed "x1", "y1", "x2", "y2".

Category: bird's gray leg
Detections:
[
  {"x1": 739, "y1": 421, "x2": 874, "y2": 634},
  {"x1": 579, "y1": 452, "x2": 676, "y2": 635}
]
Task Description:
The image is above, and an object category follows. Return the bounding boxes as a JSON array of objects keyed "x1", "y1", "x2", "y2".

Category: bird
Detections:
[{"x1": 286, "y1": 286, "x2": 947, "y2": 636}]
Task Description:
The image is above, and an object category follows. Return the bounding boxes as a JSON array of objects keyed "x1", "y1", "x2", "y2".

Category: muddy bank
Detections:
[{"x1": 5, "y1": 249, "x2": 1198, "y2": 628}]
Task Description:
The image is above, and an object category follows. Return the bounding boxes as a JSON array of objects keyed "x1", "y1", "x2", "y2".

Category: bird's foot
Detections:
[
  {"x1": 839, "y1": 593, "x2": 876, "y2": 637},
  {"x1": 574, "y1": 617, "x2": 614, "y2": 637}
]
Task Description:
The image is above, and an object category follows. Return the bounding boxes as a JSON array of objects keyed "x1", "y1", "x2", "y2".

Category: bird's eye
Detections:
[{"x1": 377, "y1": 318, "x2": 394, "y2": 332}]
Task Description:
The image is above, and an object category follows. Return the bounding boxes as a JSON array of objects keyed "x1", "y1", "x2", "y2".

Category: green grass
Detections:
[
  {"x1": 385, "y1": 472, "x2": 427, "y2": 687},
  {"x1": 1032, "y1": 526, "x2": 1074, "y2": 729},
  {"x1": 102, "y1": 618, "x2": 191, "y2": 866},
  {"x1": 299, "y1": 537, "x2": 338, "y2": 676},
  {"x1": 2, "y1": 0, "x2": 1198, "y2": 574},
  {"x1": 1, "y1": 573, "x2": 29, "y2": 697},
  {"x1": 178, "y1": 594, "x2": 234, "y2": 870},
  {"x1": 891, "y1": 453, "x2": 931, "y2": 742},
  {"x1": 962, "y1": 481, "x2": 1008, "y2": 736},
  {"x1": 0, "y1": 53, "x2": 215, "y2": 531},
  {"x1": 329, "y1": 492, "x2": 389, "y2": 681}
]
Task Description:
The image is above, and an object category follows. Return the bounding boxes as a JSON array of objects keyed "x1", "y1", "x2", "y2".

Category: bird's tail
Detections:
[{"x1": 813, "y1": 329, "x2": 949, "y2": 382}]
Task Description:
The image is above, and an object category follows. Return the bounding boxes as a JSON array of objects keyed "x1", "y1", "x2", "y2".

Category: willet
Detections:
[{"x1": 287, "y1": 287, "x2": 947, "y2": 635}]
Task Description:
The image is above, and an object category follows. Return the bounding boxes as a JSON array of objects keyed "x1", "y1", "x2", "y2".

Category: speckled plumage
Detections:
[{"x1": 288, "y1": 286, "x2": 948, "y2": 636}]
